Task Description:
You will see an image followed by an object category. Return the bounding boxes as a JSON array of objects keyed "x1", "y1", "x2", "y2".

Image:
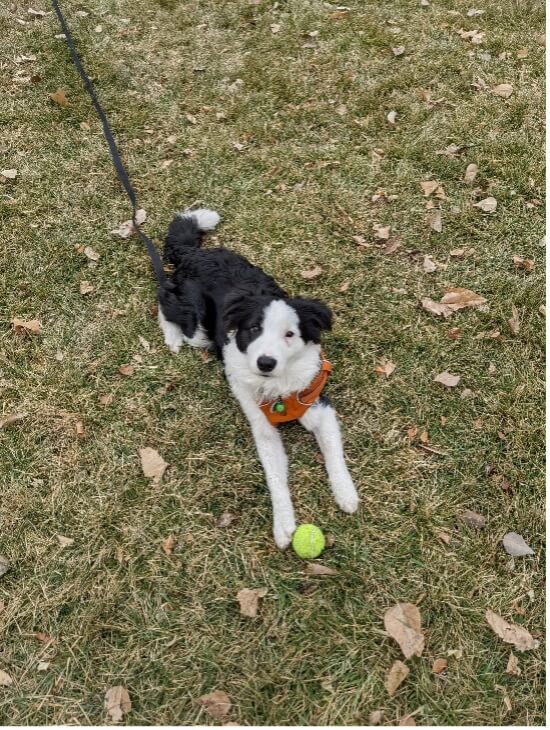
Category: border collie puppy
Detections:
[{"x1": 158, "y1": 209, "x2": 359, "y2": 548}]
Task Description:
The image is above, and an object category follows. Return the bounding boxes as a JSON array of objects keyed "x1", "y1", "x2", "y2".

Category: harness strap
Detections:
[{"x1": 50, "y1": 0, "x2": 171, "y2": 290}]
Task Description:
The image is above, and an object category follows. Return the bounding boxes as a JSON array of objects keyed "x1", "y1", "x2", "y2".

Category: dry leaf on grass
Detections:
[
  {"x1": 79, "y1": 281, "x2": 95, "y2": 295},
  {"x1": 0, "y1": 669, "x2": 13, "y2": 686},
  {"x1": 420, "y1": 180, "x2": 442, "y2": 197},
  {"x1": 301, "y1": 265, "x2": 323, "y2": 280},
  {"x1": 505, "y1": 652, "x2": 521, "y2": 676},
  {"x1": 83, "y1": 245, "x2": 100, "y2": 261},
  {"x1": 423, "y1": 256, "x2": 437, "y2": 273},
  {"x1": 421, "y1": 298, "x2": 454, "y2": 318},
  {"x1": 75, "y1": 421, "x2": 85, "y2": 438},
  {"x1": 384, "y1": 603, "x2": 424, "y2": 658},
  {"x1": 464, "y1": 163, "x2": 479, "y2": 183},
  {"x1": 441, "y1": 287, "x2": 487, "y2": 311},
  {"x1": 427, "y1": 209, "x2": 442, "y2": 232},
  {"x1": 512, "y1": 255, "x2": 534, "y2": 272},
  {"x1": 198, "y1": 689, "x2": 232, "y2": 719},
  {"x1": 270, "y1": 23, "x2": 281, "y2": 33},
  {"x1": 508, "y1": 305, "x2": 520, "y2": 335},
  {"x1": 161, "y1": 535, "x2": 178, "y2": 556},
  {"x1": 492, "y1": 83, "x2": 514, "y2": 98},
  {"x1": 432, "y1": 658, "x2": 448, "y2": 674},
  {"x1": 0, "y1": 555, "x2": 10, "y2": 578},
  {"x1": 56, "y1": 535, "x2": 74, "y2": 547},
  {"x1": 387, "y1": 110, "x2": 397, "y2": 125},
  {"x1": 139, "y1": 447, "x2": 168, "y2": 484},
  {"x1": 392, "y1": 46, "x2": 405, "y2": 56},
  {"x1": 434, "y1": 371, "x2": 460, "y2": 388},
  {"x1": 217, "y1": 511, "x2": 236, "y2": 528},
  {"x1": 374, "y1": 360, "x2": 396, "y2": 378},
  {"x1": 0, "y1": 413, "x2": 27, "y2": 430},
  {"x1": 11, "y1": 317, "x2": 41, "y2": 335},
  {"x1": 459, "y1": 510, "x2": 486, "y2": 529},
  {"x1": 502, "y1": 532, "x2": 534, "y2": 556},
  {"x1": 0, "y1": 169, "x2": 17, "y2": 180},
  {"x1": 304, "y1": 563, "x2": 338, "y2": 576},
  {"x1": 118, "y1": 364, "x2": 134, "y2": 376},
  {"x1": 373, "y1": 223, "x2": 391, "y2": 240},
  {"x1": 49, "y1": 88, "x2": 68, "y2": 106},
  {"x1": 384, "y1": 660, "x2": 409, "y2": 696},
  {"x1": 104, "y1": 685, "x2": 131, "y2": 723},
  {"x1": 236, "y1": 587, "x2": 268, "y2": 617},
  {"x1": 485, "y1": 609, "x2": 540, "y2": 651},
  {"x1": 369, "y1": 710, "x2": 384, "y2": 725},
  {"x1": 457, "y1": 28, "x2": 485, "y2": 44},
  {"x1": 111, "y1": 209, "x2": 147, "y2": 239},
  {"x1": 473, "y1": 196, "x2": 497, "y2": 213}
]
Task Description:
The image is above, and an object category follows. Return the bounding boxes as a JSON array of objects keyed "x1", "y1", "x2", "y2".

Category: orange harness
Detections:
[{"x1": 259, "y1": 357, "x2": 332, "y2": 425}]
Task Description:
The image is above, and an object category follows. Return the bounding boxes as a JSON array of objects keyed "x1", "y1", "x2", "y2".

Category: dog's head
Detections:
[{"x1": 223, "y1": 288, "x2": 332, "y2": 378}]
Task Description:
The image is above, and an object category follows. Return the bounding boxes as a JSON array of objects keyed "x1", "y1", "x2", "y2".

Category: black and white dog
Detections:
[{"x1": 158, "y1": 209, "x2": 359, "y2": 548}]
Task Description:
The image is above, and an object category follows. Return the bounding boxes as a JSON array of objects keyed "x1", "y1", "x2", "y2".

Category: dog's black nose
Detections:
[{"x1": 257, "y1": 355, "x2": 277, "y2": 373}]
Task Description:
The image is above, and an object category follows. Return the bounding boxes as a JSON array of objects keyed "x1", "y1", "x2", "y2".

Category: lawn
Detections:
[{"x1": 0, "y1": 0, "x2": 545, "y2": 725}]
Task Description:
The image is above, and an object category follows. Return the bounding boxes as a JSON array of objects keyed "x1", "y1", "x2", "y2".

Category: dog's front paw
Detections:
[
  {"x1": 273, "y1": 514, "x2": 297, "y2": 550},
  {"x1": 332, "y1": 476, "x2": 360, "y2": 514}
]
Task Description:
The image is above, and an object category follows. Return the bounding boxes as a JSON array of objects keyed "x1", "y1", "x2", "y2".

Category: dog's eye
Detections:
[
  {"x1": 249, "y1": 325, "x2": 260, "y2": 334},
  {"x1": 285, "y1": 331, "x2": 294, "y2": 338}
]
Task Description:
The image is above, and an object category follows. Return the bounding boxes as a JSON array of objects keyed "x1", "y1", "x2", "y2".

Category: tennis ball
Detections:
[{"x1": 292, "y1": 524, "x2": 325, "y2": 559}]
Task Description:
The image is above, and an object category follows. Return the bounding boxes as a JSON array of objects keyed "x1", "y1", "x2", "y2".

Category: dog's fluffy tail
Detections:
[{"x1": 164, "y1": 208, "x2": 220, "y2": 265}]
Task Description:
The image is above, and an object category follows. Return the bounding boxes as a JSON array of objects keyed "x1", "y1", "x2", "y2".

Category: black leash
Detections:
[{"x1": 50, "y1": 0, "x2": 172, "y2": 291}]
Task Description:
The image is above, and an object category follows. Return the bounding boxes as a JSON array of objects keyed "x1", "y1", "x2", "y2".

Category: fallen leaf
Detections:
[
  {"x1": 236, "y1": 587, "x2": 268, "y2": 618},
  {"x1": 139, "y1": 447, "x2": 168, "y2": 484},
  {"x1": 0, "y1": 413, "x2": 27, "y2": 430},
  {"x1": 335, "y1": 104, "x2": 347, "y2": 116},
  {"x1": 99, "y1": 394, "x2": 113, "y2": 406},
  {"x1": 373, "y1": 223, "x2": 391, "y2": 240},
  {"x1": 492, "y1": 83, "x2": 514, "y2": 98},
  {"x1": 83, "y1": 245, "x2": 100, "y2": 261},
  {"x1": 118, "y1": 364, "x2": 134, "y2": 376},
  {"x1": 384, "y1": 603, "x2": 424, "y2": 658},
  {"x1": 198, "y1": 689, "x2": 232, "y2": 719},
  {"x1": 420, "y1": 298, "x2": 453, "y2": 318},
  {"x1": 56, "y1": 535, "x2": 74, "y2": 547},
  {"x1": 467, "y1": 8, "x2": 484, "y2": 16},
  {"x1": 37, "y1": 661, "x2": 50, "y2": 672},
  {"x1": 49, "y1": 88, "x2": 68, "y2": 106},
  {"x1": 508, "y1": 305, "x2": 520, "y2": 335},
  {"x1": 473, "y1": 196, "x2": 497, "y2": 213},
  {"x1": 434, "y1": 371, "x2": 460, "y2": 388},
  {"x1": 447, "y1": 648, "x2": 463, "y2": 659},
  {"x1": 432, "y1": 658, "x2": 448, "y2": 674},
  {"x1": 436, "y1": 143, "x2": 466, "y2": 158},
  {"x1": 419, "y1": 430, "x2": 429, "y2": 444},
  {"x1": 161, "y1": 535, "x2": 178, "y2": 556},
  {"x1": 464, "y1": 163, "x2": 478, "y2": 183},
  {"x1": 459, "y1": 510, "x2": 486, "y2": 529},
  {"x1": 423, "y1": 255, "x2": 437, "y2": 273},
  {"x1": 11, "y1": 317, "x2": 41, "y2": 335},
  {"x1": 301, "y1": 265, "x2": 323, "y2": 280},
  {"x1": 427, "y1": 209, "x2": 442, "y2": 232},
  {"x1": 111, "y1": 209, "x2": 147, "y2": 239},
  {"x1": 512, "y1": 255, "x2": 534, "y2": 272},
  {"x1": 270, "y1": 23, "x2": 281, "y2": 33},
  {"x1": 304, "y1": 563, "x2": 338, "y2": 576},
  {"x1": 420, "y1": 180, "x2": 440, "y2": 197},
  {"x1": 457, "y1": 28, "x2": 485, "y2": 44},
  {"x1": 339, "y1": 280, "x2": 350, "y2": 293},
  {"x1": 28, "y1": 8, "x2": 48, "y2": 17},
  {"x1": 0, "y1": 670, "x2": 13, "y2": 687},
  {"x1": 485, "y1": 609, "x2": 540, "y2": 651},
  {"x1": 392, "y1": 46, "x2": 405, "y2": 56},
  {"x1": 104, "y1": 686, "x2": 131, "y2": 723},
  {"x1": 502, "y1": 532, "x2": 534, "y2": 557},
  {"x1": 0, "y1": 169, "x2": 17, "y2": 180},
  {"x1": 185, "y1": 112, "x2": 197, "y2": 125},
  {"x1": 436, "y1": 530, "x2": 452, "y2": 545},
  {"x1": 79, "y1": 281, "x2": 95, "y2": 295},
  {"x1": 440, "y1": 287, "x2": 487, "y2": 312},
  {"x1": 217, "y1": 511, "x2": 236, "y2": 528},
  {"x1": 516, "y1": 47, "x2": 529, "y2": 59},
  {"x1": 384, "y1": 660, "x2": 410, "y2": 696},
  {"x1": 387, "y1": 110, "x2": 397, "y2": 124},
  {"x1": 75, "y1": 420, "x2": 85, "y2": 438},
  {"x1": 374, "y1": 360, "x2": 396, "y2": 378},
  {"x1": 506, "y1": 652, "x2": 521, "y2": 676},
  {"x1": 0, "y1": 555, "x2": 10, "y2": 578},
  {"x1": 369, "y1": 710, "x2": 384, "y2": 725}
]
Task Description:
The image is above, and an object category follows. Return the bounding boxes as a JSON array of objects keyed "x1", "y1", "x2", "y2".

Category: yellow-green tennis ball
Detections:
[{"x1": 292, "y1": 524, "x2": 326, "y2": 559}]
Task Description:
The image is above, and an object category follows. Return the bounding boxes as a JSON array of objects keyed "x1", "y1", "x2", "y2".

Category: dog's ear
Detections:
[
  {"x1": 290, "y1": 298, "x2": 333, "y2": 343},
  {"x1": 223, "y1": 286, "x2": 258, "y2": 331}
]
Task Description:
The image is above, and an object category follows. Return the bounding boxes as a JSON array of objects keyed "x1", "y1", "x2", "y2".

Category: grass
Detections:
[{"x1": 0, "y1": 0, "x2": 545, "y2": 725}]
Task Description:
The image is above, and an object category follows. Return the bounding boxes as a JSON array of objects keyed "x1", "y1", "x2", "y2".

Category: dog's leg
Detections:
[
  {"x1": 158, "y1": 305, "x2": 184, "y2": 354},
  {"x1": 229, "y1": 385, "x2": 296, "y2": 548},
  {"x1": 299, "y1": 400, "x2": 359, "y2": 514}
]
